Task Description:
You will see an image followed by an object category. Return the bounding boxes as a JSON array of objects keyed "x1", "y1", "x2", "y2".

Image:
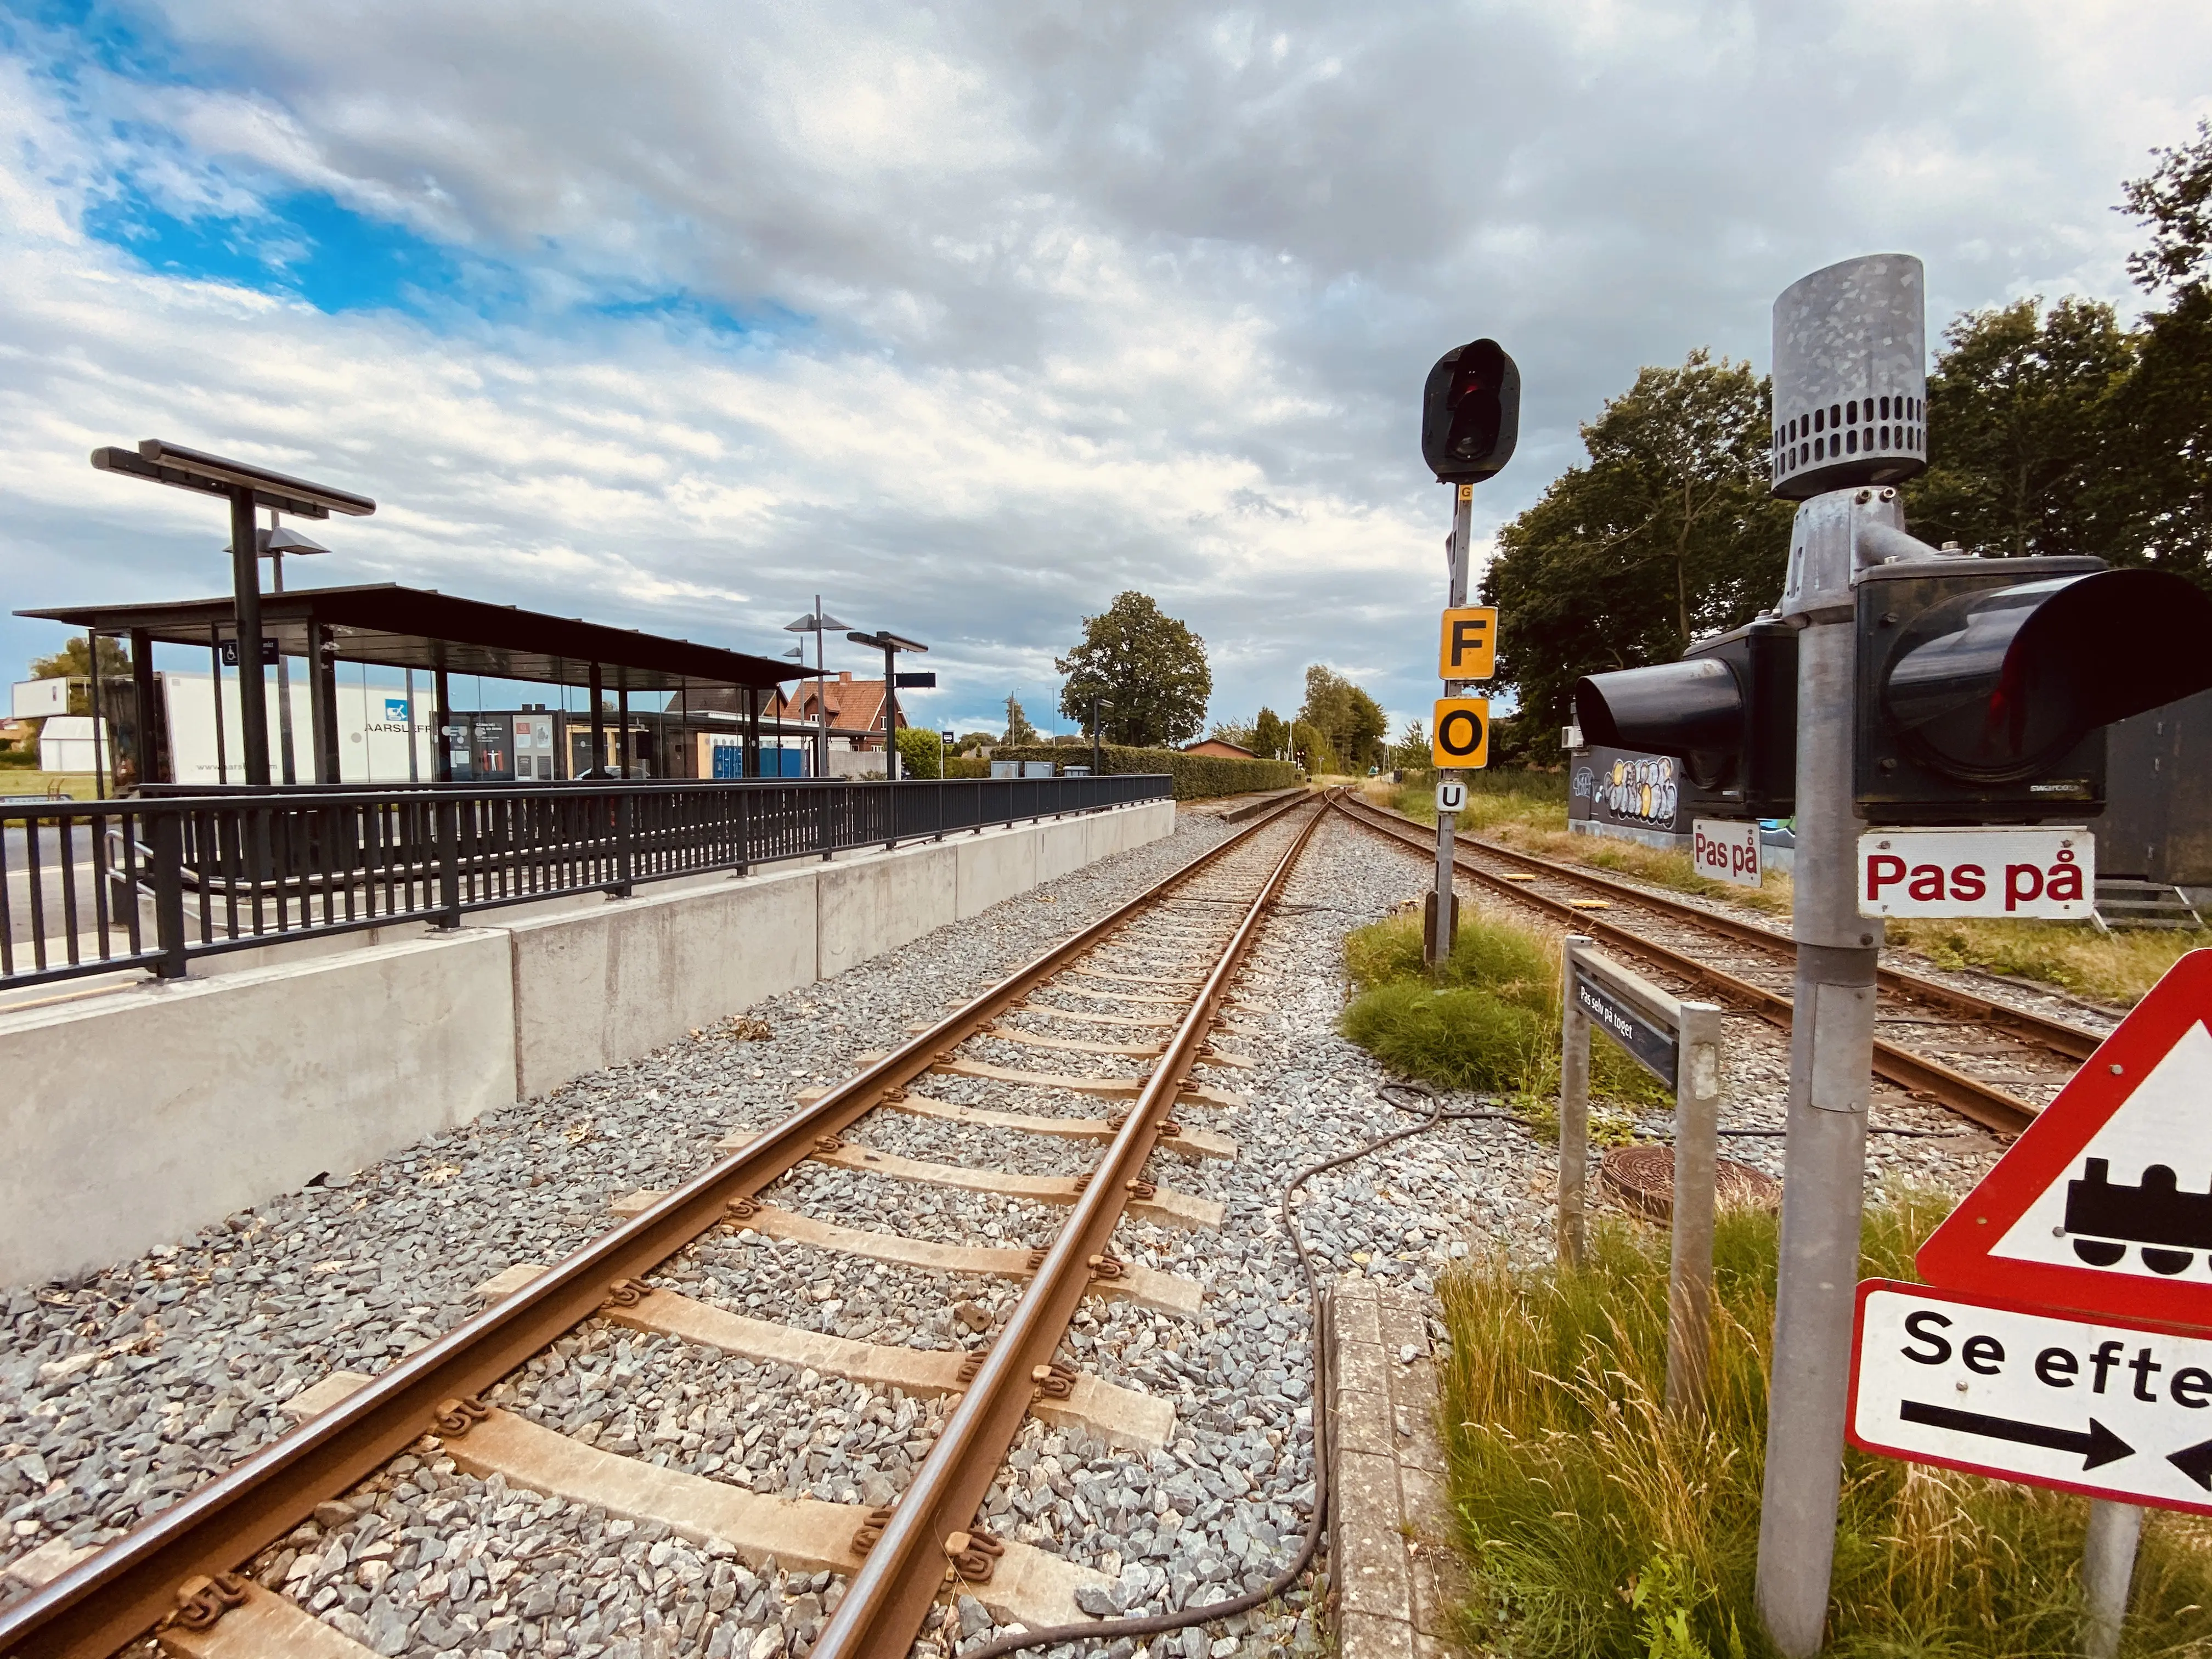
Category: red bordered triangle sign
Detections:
[{"x1": 1920, "y1": 949, "x2": 2212, "y2": 1327}]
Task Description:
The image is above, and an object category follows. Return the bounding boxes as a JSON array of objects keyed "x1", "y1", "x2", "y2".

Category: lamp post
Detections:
[
  {"x1": 785, "y1": 599, "x2": 849, "y2": 779},
  {"x1": 847, "y1": 630, "x2": 929, "y2": 781},
  {"x1": 92, "y1": 441, "x2": 374, "y2": 785}
]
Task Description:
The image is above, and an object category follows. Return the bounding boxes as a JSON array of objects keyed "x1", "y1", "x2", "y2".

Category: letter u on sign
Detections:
[{"x1": 1431, "y1": 697, "x2": 1489, "y2": 769}]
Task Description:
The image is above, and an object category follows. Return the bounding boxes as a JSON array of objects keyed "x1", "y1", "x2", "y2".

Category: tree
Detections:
[
  {"x1": 2108, "y1": 119, "x2": 2212, "y2": 587},
  {"x1": 1209, "y1": 717, "x2": 1259, "y2": 750},
  {"x1": 1481, "y1": 349, "x2": 1792, "y2": 732},
  {"x1": 1387, "y1": 720, "x2": 1429, "y2": 772},
  {"x1": 1002, "y1": 696, "x2": 1037, "y2": 746},
  {"x1": 1297, "y1": 666, "x2": 1389, "y2": 771},
  {"x1": 1056, "y1": 591, "x2": 1212, "y2": 748},
  {"x1": 26, "y1": 635, "x2": 132, "y2": 718},
  {"x1": 1252, "y1": 707, "x2": 1288, "y2": 760},
  {"x1": 1903, "y1": 297, "x2": 2140, "y2": 560},
  {"x1": 893, "y1": 726, "x2": 942, "y2": 778},
  {"x1": 1291, "y1": 719, "x2": 1341, "y2": 776}
]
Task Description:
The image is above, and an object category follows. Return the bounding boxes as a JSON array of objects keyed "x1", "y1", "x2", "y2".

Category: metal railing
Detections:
[{"x1": 0, "y1": 774, "x2": 1169, "y2": 992}]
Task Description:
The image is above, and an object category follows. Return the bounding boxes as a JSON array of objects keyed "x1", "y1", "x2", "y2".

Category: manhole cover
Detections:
[{"x1": 1599, "y1": 1144, "x2": 1781, "y2": 1222}]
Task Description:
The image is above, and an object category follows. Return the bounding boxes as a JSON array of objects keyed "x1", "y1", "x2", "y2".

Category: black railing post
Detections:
[
  {"x1": 614, "y1": 789, "x2": 636, "y2": 897},
  {"x1": 151, "y1": 809, "x2": 188, "y2": 979},
  {"x1": 437, "y1": 795, "x2": 463, "y2": 928},
  {"x1": 735, "y1": 787, "x2": 751, "y2": 878}
]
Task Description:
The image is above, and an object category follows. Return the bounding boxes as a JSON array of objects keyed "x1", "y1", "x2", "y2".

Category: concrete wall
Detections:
[
  {"x1": 0, "y1": 800, "x2": 1173, "y2": 1287},
  {"x1": 0, "y1": 930, "x2": 516, "y2": 1286}
]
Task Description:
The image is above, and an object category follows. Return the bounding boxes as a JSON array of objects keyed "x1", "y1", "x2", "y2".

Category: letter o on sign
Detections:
[{"x1": 1431, "y1": 697, "x2": 1489, "y2": 770}]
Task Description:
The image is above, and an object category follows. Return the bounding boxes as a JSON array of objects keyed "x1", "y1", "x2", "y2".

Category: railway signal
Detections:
[{"x1": 1421, "y1": 339, "x2": 1520, "y2": 485}]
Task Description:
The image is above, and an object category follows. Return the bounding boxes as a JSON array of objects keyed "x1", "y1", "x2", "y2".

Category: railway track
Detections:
[
  {"x1": 0, "y1": 795, "x2": 1328, "y2": 1659},
  {"x1": 1329, "y1": 792, "x2": 2107, "y2": 1137}
]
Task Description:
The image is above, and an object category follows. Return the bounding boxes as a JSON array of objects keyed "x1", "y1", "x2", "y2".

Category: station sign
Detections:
[
  {"x1": 1849, "y1": 1281, "x2": 2212, "y2": 1513},
  {"x1": 1431, "y1": 697, "x2": 1489, "y2": 770},
  {"x1": 1858, "y1": 826, "x2": 2092, "y2": 919},
  {"x1": 1692, "y1": 819, "x2": 1762, "y2": 888},
  {"x1": 1437, "y1": 607, "x2": 1497, "y2": 681}
]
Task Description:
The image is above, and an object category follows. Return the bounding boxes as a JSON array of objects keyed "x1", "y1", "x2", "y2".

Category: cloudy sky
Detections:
[{"x1": 2, "y1": 1, "x2": 2207, "y2": 741}]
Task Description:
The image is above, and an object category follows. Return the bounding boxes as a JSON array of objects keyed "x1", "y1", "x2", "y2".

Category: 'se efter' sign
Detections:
[
  {"x1": 1692, "y1": 819, "x2": 1762, "y2": 888},
  {"x1": 1858, "y1": 827, "x2": 2094, "y2": 920}
]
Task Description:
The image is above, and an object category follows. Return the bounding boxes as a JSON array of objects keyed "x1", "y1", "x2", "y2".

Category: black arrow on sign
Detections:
[
  {"x1": 1901, "y1": 1401, "x2": 2134, "y2": 1470},
  {"x1": 2169, "y1": 1437, "x2": 2212, "y2": 1491}
]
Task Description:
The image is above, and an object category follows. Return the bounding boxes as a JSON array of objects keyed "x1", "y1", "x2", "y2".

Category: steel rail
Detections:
[
  {"x1": 809, "y1": 800, "x2": 1329, "y2": 1659},
  {"x1": 1336, "y1": 793, "x2": 2104, "y2": 1062},
  {"x1": 1328, "y1": 794, "x2": 2041, "y2": 1136},
  {"x1": 0, "y1": 794, "x2": 1318, "y2": 1659}
]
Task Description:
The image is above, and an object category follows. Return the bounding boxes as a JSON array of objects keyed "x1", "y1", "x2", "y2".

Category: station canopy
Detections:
[{"x1": 18, "y1": 583, "x2": 798, "y2": 695}]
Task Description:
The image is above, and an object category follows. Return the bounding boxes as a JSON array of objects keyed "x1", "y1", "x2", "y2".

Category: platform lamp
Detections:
[
  {"x1": 847, "y1": 630, "x2": 928, "y2": 781},
  {"x1": 223, "y1": 516, "x2": 330, "y2": 784},
  {"x1": 92, "y1": 440, "x2": 375, "y2": 786},
  {"x1": 784, "y1": 600, "x2": 849, "y2": 779}
]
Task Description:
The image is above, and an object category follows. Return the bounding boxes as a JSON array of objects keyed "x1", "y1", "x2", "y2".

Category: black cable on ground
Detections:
[{"x1": 960, "y1": 1084, "x2": 1467, "y2": 1659}]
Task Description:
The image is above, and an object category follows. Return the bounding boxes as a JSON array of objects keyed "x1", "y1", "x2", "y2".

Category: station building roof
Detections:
[{"x1": 18, "y1": 583, "x2": 798, "y2": 694}]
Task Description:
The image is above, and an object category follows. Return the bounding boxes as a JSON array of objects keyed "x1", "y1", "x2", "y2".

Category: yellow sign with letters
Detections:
[
  {"x1": 1438, "y1": 607, "x2": 1497, "y2": 680},
  {"x1": 1431, "y1": 697, "x2": 1489, "y2": 769}
]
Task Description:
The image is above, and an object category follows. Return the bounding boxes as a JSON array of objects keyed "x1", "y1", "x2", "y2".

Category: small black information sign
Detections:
[
  {"x1": 217, "y1": 637, "x2": 280, "y2": 667},
  {"x1": 1573, "y1": 969, "x2": 1678, "y2": 1087}
]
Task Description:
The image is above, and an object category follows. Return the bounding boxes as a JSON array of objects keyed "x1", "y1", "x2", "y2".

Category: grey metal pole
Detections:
[
  {"x1": 1557, "y1": 935, "x2": 1591, "y2": 1266},
  {"x1": 1427, "y1": 482, "x2": 1475, "y2": 964},
  {"x1": 814, "y1": 595, "x2": 828, "y2": 780},
  {"x1": 1667, "y1": 1000, "x2": 1725, "y2": 1417},
  {"x1": 882, "y1": 642, "x2": 899, "y2": 782},
  {"x1": 2081, "y1": 1501, "x2": 2141, "y2": 1659},
  {"x1": 1755, "y1": 605, "x2": 1880, "y2": 1656}
]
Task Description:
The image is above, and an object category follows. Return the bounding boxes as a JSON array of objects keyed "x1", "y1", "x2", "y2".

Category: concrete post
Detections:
[
  {"x1": 1754, "y1": 612, "x2": 1880, "y2": 1656},
  {"x1": 1667, "y1": 1000, "x2": 1725, "y2": 1417},
  {"x1": 1558, "y1": 935, "x2": 1592, "y2": 1266},
  {"x1": 2081, "y1": 1500, "x2": 2141, "y2": 1659}
]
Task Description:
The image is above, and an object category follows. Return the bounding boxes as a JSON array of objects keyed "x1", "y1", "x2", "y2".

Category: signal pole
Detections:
[
  {"x1": 1753, "y1": 260, "x2": 1920, "y2": 1656},
  {"x1": 1427, "y1": 482, "x2": 1474, "y2": 965}
]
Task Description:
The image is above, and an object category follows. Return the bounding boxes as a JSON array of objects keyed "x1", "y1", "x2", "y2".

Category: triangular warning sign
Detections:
[{"x1": 1920, "y1": 950, "x2": 2212, "y2": 1328}]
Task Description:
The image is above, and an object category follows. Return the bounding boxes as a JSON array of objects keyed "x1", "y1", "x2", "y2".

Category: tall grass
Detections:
[
  {"x1": 1438, "y1": 1198, "x2": 2212, "y2": 1657},
  {"x1": 1339, "y1": 911, "x2": 1667, "y2": 1122}
]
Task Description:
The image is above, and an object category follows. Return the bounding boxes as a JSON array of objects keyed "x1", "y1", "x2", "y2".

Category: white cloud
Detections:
[{"x1": 2, "y1": 0, "x2": 2208, "y2": 738}]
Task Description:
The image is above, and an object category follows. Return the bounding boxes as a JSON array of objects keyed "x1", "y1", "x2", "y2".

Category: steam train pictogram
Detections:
[{"x1": 2063, "y1": 1158, "x2": 2212, "y2": 1276}]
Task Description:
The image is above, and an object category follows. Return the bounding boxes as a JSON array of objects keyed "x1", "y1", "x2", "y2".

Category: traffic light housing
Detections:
[
  {"x1": 1855, "y1": 557, "x2": 2212, "y2": 824},
  {"x1": 1422, "y1": 339, "x2": 1521, "y2": 484},
  {"x1": 1570, "y1": 617, "x2": 1798, "y2": 818}
]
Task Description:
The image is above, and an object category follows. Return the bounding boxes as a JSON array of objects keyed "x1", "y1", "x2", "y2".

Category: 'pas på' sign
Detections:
[{"x1": 1858, "y1": 827, "x2": 2092, "y2": 920}]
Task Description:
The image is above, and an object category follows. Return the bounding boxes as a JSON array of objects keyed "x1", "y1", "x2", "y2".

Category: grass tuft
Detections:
[
  {"x1": 1339, "y1": 911, "x2": 1666, "y2": 1132},
  {"x1": 1438, "y1": 1197, "x2": 2212, "y2": 1657}
]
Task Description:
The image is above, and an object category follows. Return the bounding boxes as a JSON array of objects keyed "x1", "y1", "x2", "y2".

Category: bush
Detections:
[
  {"x1": 986, "y1": 743, "x2": 1301, "y2": 799},
  {"x1": 892, "y1": 726, "x2": 943, "y2": 778}
]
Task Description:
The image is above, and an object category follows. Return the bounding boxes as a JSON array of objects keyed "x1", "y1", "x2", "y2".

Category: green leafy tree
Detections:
[
  {"x1": 1481, "y1": 349, "x2": 1792, "y2": 731},
  {"x1": 1903, "y1": 296, "x2": 2140, "y2": 560},
  {"x1": 957, "y1": 730, "x2": 997, "y2": 754},
  {"x1": 1252, "y1": 707, "x2": 1289, "y2": 760},
  {"x1": 1209, "y1": 717, "x2": 1259, "y2": 750},
  {"x1": 1291, "y1": 719, "x2": 1341, "y2": 776},
  {"x1": 893, "y1": 725, "x2": 942, "y2": 778},
  {"x1": 1056, "y1": 591, "x2": 1212, "y2": 747},
  {"x1": 2108, "y1": 119, "x2": 2212, "y2": 586},
  {"x1": 1297, "y1": 665, "x2": 1389, "y2": 771},
  {"x1": 1002, "y1": 696, "x2": 1037, "y2": 746},
  {"x1": 1387, "y1": 720, "x2": 1430, "y2": 772}
]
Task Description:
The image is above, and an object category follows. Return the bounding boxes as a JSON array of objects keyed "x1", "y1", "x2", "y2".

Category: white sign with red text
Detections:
[
  {"x1": 1692, "y1": 819, "x2": 1762, "y2": 888},
  {"x1": 1859, "y1": 827, "x2": 2093, "y2": 920}
]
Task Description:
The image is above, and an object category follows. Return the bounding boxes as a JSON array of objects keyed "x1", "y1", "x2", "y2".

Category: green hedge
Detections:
[{"x1": 986, "y1": 743, "x2": 1304, "y2": 800}]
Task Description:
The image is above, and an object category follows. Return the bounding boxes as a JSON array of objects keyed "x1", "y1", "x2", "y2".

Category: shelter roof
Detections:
[{"x1": 18, "y1": 584, "x2": 797, "y2": 693}]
